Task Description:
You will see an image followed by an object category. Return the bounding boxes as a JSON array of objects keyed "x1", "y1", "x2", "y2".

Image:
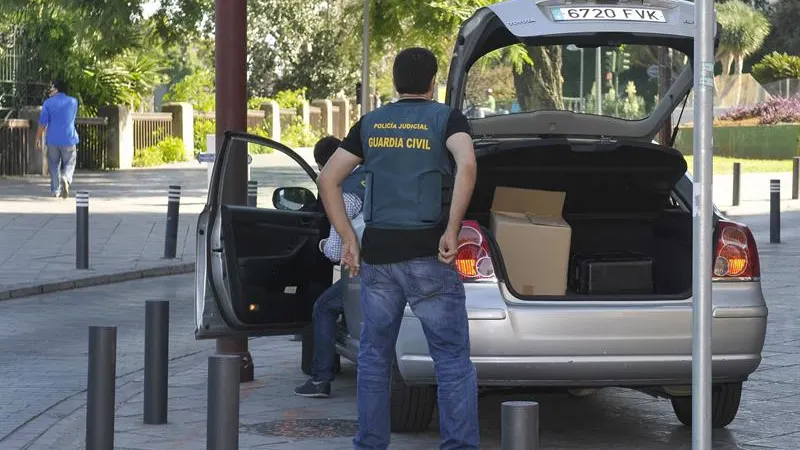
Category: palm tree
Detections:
[{"x1": 716, "y1": 0, "x2": 771, "y2": 75}]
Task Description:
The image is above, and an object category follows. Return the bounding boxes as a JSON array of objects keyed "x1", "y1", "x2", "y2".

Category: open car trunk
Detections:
[{"x1": 468, "y1": 138, "x2": 693, "y2": 300}]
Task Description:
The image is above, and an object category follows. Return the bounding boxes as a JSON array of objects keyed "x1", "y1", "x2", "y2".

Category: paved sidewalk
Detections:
[
  {"x1": 0, "y1": 149, "x2": 318, "y2": 299},
  {"x1": 4, "y1": 206, "x2": 800, "y2": 450}
]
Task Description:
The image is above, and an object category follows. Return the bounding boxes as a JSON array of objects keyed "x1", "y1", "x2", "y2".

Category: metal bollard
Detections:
[
  {"x1": 732, "y1": 162, "x2": 741, "y2": 206},
  {"x1": 76, "y1": 191, "x2": 90, "y2": 269},
  {"x1": 792, "y1": 157, "x2": 799, "y2": 201},
  {"x1": 86, "y1": 326, "x2": 117, "y2": 450},
  {"x1": 164, "y1": 185, "x2": 181, "y2": 259},
  {"x1": 144, "y1": 300, "x2": 170, "y2": 425},
  {"x1": 247, "y1": 180, "x2": 258, "y2": 207},
  {"x1": 207, "y1": 355, "x2": 240, "y2": 450},
  {"x1": 770, "y1": 179, "x2": 781, "y2": 244},
  {"x1": 501, "y1": 401, "x2": 539, "y2": 450}
]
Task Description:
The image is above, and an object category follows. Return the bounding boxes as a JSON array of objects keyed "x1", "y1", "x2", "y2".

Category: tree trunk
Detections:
[
  {"x1": 723, "y1": 53, "x2": 734, "y2": 76},
  {"x1": 512, "y1": 45, "x2": 565, "y2": 111},
  {"x1": 736, "y1": 54, "x2": 745, "y2": 75}
]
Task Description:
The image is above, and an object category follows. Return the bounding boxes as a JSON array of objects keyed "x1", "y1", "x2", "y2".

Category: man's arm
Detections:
[
  {"x1": 319, "y1": 149, "x2": 363, "y2": 245},
  {"x1": 445, "y1": 132, "x2": 477, "y2": 235},
  {"x1": 323, "y1": 193, "x2": 363, "y2": 262},
  {"x1": 36, "y1": 103, "x2": 49, "y2": 148}
]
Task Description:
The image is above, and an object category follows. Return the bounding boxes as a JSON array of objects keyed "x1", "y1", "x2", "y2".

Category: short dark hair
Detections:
[
  {"x1": 393, "y1": 47, "x2": 438, "y2": 95},
  {"x1": 52, "y1": 79, "x2": 68, "y2": 94},
  {"x1": 313, "y1": 136, "x2": 342, "y2": 167}
]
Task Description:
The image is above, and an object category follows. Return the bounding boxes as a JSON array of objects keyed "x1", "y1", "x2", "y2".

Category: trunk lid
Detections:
[{"x1": 445, "y1": 0, "x2": 719, "y2": 142}]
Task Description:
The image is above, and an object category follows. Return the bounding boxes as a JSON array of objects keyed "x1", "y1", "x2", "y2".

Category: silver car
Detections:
[{"x1": 195, "y1": 0, "x2": 767, "y2": 434}]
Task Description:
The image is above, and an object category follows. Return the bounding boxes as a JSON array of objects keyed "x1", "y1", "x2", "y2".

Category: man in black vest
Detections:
[{"x1": 318, "y1": 48, "x2": 479, "y2": 449}]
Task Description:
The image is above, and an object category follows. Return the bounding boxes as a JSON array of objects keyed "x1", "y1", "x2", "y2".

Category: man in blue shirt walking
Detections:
[{"x1": 36, "y1": 80, "x2": 80, "y2": 198}]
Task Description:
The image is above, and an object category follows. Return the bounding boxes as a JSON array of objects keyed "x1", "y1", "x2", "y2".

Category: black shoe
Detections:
[{"x1": 294, "y1": 379, "x2": 331, "y2": 398}]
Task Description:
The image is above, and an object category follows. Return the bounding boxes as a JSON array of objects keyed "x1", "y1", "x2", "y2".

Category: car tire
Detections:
[
  {"x1": 670, "y1": 382, "x2": 743, "y2": 428},
  {"x1": 300, "y1": 324, "x2": 341, "y2": 376},
  {"x1": 390, "y1": 361, "x2": 437, "y2": 433}
]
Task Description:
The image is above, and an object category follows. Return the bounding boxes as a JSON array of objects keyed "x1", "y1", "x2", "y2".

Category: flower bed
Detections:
[{"x1": 719, "y1": 95, "x2": 800, "y2": 125}]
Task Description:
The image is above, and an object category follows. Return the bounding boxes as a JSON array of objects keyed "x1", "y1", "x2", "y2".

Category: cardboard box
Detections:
[{"x1": 490, "y1": 187, "x2": 572, "y2": 296}]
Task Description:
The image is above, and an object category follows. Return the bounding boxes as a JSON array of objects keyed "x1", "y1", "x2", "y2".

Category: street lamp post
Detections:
[
  {"x1": 692, "y1": 0, "x2": 716, "y2": 447},
  {"x1": 360, "y1": 0, "x2": 370, "y2": 116},
  {"x1": 595, "y1": 47, "x2": 602, "y2": 115},
  {"x1": 567, "y1": 45, "x2": 585, "y2": 112}
]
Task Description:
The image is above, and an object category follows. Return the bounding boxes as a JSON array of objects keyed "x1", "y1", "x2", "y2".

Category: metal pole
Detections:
[
  {"x1": 215, "y1": 0, "x2": 254, "y2": 383},
  {"x1": 247, "y1": 180, "x2": 258, "y2": 207},
  {"x1": 692, "y1": 0, "x2": 716, "y2": 447},
  {"x1": 164, "y1": 185, "x2": 181, "y2": 259},
  {"x1": 501, "y1": 401, "x2": 539, "y2": 450},
  {"x1": 76, "y1": 191, "x2": 89, "y2": 270},
  {"x1": 86, "y1": 326, "x2": 117, "y2": 450},
  {"x1": 360, "y1": 0, "x2": 371, "y2": 116},
  {"x1": 207, "y1": 355, "x2": 241, "y2": 450},
  {"x1": 792, "y1": 157, "x2": 799, "y2": 200},
  {"x1": 770, "y1": 179, "x2": 781, "y2": 244},
  {"x1": 144, "y1": 300, "x2": 169, "y2": 425},
  {"x1": 732, "y1": 162, "x2": 741, "y2": 206},
  {"x1": 579, "y1": 48, "x2": 585, "y2": 112},
  {"x1": 659, "y1": 47, "x2": 673, "y2": 145},
  {"x1": 595, "y1": 47, "x2": 602, "y2": 115}
]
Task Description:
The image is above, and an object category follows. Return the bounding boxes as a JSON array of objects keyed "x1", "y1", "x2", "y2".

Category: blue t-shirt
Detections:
[{"x1": 39, "y1": 93, "x2": 80, "y2": 146}]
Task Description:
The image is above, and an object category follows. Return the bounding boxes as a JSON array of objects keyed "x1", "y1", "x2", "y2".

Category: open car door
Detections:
[{"x1": 195, "y1": 131, "x2": 333, "y2": 339}]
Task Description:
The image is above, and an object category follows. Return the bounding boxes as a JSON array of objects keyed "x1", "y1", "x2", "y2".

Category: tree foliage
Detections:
[{"x1": 715, "y1": 0, "x2": 771, "y2": 75}]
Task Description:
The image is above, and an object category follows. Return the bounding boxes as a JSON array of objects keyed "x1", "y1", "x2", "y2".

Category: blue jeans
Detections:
[
  {"x1": 353, "y1": 257, "x2": 479, "y2": 450},
  {"x1": 46, "y1": 145, "x2": 77, "y2": 195},
  {"x1": 312, "y1": 278, "x2": 345, "y2": 382}
]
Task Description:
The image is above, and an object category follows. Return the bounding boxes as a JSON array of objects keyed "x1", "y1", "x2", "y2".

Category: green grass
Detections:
[{"x1": 683, "y1": 156, "x2": 795, "y2": 175}]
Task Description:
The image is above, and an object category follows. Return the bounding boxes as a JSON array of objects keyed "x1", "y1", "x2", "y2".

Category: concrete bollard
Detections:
[
  {"x1": 770, "y1": 179, "x2": 781, "y2": 244},
  {"x1": 143, "y1": 300, "x2": 170, "y2": 425},
  {"x1": 247, "y1": 180, "x2": 258, "y2": 207},
  {"x1": 501, "y1": 401, "x2": 540, "y2": 450},
  {"x1": 732, "y1": 162, "x2": 741, "y2": 207},
  {"x1": 76, "y1": 191, "x2": 90, "y2": 270},
  {"x1": 207, "y1": 355, "x2": 241, "y2": 450},
  {"x1": 86, "y1": 326, "x2": 117, "y2": 450},
  {"x1": 164, "y1": 185, "x2": 181, "y2": 259}
]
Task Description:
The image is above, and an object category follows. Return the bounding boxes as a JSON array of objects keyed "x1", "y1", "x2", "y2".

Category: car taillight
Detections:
[
  {"x1": 713, "y1": 220, "x2": 760, "y2": 280},
  {"x1": 455, "y1": 220, "x2": 496, "y2": 282}
]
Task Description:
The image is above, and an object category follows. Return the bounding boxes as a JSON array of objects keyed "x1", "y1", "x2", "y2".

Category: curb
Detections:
[{"x1": 0, "y1": 262, "x2": 196, "y2": 301}]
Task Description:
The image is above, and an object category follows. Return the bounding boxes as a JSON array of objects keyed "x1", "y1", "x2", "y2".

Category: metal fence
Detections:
[
  {"x1": 0, "y1": 119, "x2": 28, "y2": 176},
  {"x1": 76, "y1": 117, "x2": 110, "y2": 170},
  {"x1": 132, "y1": 112, "x2": 173, "y2": 151},
  {"x1": 762, "y1": 78, "x2": 800, "y2": 99}
]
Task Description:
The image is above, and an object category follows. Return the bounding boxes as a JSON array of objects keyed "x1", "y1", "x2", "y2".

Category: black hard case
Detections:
[{"x1": 569, "y1": 253, "x2": 655, "y2": 295}]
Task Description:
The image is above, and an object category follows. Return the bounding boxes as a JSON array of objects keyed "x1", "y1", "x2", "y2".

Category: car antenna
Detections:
[{"x1": 668, "y1": 91, "x2": 690, "y2": 148}]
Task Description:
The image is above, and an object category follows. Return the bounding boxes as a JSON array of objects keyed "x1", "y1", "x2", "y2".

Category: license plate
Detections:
[{"x1": 551, "y1": 6, "x2": 666, "y2": 22}]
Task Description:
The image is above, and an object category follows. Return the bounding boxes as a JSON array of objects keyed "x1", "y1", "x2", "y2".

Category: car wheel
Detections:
[
  {"x1": 300, "y1": 324, "x2": 341, "y2": 376},
  {"x1": 670, "y1": 382, "x2": 742, "y2": 428},
  {"x1": 390, "y1": 360, "x2": 437, "y2": 433}
]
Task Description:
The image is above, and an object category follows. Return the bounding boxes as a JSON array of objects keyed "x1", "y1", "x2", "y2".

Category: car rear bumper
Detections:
[{"x1": 395, "y1": 281, "x2": 768, "y2": 387}]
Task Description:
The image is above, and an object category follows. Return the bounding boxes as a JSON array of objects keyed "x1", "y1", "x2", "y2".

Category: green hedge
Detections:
[{"x1": 674, "y1": 124, "x2": 800, "y2": 159}]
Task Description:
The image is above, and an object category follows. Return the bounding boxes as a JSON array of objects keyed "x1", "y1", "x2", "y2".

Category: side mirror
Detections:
[{"x1": 273, "y1": 187, "x2": 317, "y2": 212}]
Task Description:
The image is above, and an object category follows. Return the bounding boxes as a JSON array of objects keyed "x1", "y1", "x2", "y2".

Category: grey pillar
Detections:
[
  {"x1": 501, "y1": 401, "x2": 539, "y2": 450},
  {"x1": 207, "y1": 355, "x2": 241, "y2": 450}
]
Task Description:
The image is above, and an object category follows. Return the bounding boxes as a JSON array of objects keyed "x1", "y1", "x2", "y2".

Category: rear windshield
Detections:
[{"x1": 463, "y1": 43, "x2": 688, "y2": 121}]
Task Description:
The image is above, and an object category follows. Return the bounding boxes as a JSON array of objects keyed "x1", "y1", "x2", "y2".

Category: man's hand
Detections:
[
  {"x1": 341, "y1": 236, "x2": 361, "y2": 277},
  {"x1": 438, "y1": 228, "x2": 460, "y2": 264}
]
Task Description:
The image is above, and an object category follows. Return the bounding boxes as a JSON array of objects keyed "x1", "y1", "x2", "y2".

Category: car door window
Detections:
[{"x1": 217, "y1": 140, "x2": 319, "y2": 211}]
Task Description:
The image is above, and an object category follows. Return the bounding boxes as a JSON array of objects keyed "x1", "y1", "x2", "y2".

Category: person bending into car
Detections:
[
  {"x1": 318, "y1": 47, "x2": 479, "y2": 449},
  {"x1": 294, "y1": 136, "x2": 366, "y2": 398}
]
